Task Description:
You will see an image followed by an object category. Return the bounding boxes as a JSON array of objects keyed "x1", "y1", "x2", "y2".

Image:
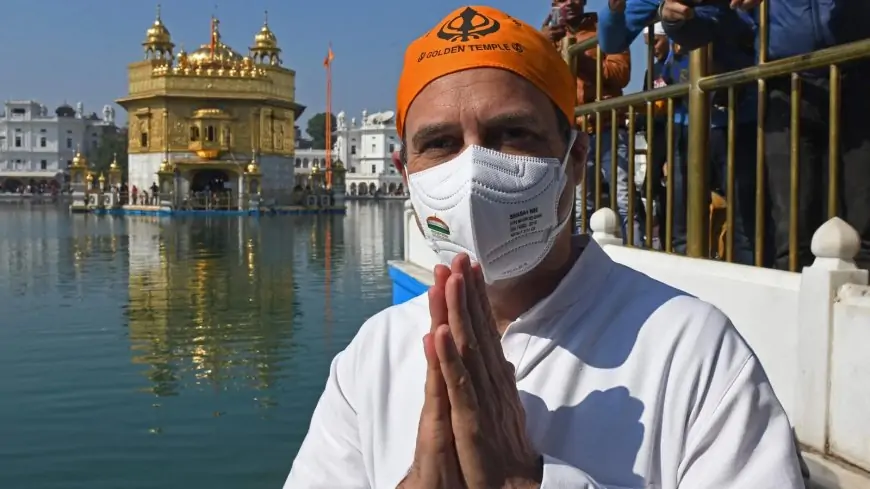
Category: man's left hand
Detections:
[{"x1": 431, "y1": 254, "x2": 543, "y2": 488}]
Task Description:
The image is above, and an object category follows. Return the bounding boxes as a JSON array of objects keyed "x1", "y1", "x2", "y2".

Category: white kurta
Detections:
[{"x1": 285, "y1": 238, "x2": 804, "y2": 488}]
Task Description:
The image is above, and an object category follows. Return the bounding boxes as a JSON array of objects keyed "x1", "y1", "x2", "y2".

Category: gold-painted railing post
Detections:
[{"x1": 686, "y1": 47, "x2": 711, "y2": 258}]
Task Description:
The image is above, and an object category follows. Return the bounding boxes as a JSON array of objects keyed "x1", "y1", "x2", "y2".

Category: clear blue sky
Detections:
[{"x1": 0, "y1": 0, "x2": 648, "y2": 134}]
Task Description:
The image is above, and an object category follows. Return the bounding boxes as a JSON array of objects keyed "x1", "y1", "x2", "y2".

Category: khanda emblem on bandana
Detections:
[{"x1": 437, "y1": 7, "x2": 501, "y2": 42}]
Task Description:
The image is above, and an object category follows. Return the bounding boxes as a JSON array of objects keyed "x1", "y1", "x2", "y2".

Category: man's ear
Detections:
[
  {"x1": 569, "y1": 131, "x2": 589, "y2": 187},
  {"x1": 395, "y1": 150, "x2": 424, "y2": 235},
  {"x1": 392, "y1": 151, "x2": 408, "y2": 185}
]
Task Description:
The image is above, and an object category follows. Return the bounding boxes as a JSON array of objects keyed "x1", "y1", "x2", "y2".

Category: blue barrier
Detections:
[{"x1": 388, "y1": 264, "x2": 428, "y2": 305}]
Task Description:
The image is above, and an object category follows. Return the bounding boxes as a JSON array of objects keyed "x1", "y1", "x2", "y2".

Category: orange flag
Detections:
[{"x1": 323, "y1": 45, "x2": 334, "y2": 67}]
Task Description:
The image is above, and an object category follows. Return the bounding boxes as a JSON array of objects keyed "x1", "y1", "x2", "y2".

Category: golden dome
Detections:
[
  {"x1": 246, "y1": 161, "x2": 260, "y2": 174},
  {"x1": 146, "y1": 20, "x2": 170, "y2": 43},
  {"x1": 109, "y1": 153, "x2": 119, "y2": 170},
  {"x1": 85, "y1": 172, "x2": 93, "y2": 182},
  {"x1": 98, "y1": 173, "x2": 106, "y2": 182},
  {"x1": 143, "y1": 5, "x2": 173, "y2": 49},
  {"x1": 155, "y1": 16, "x2": 267, "y2": 76},
  {"x1": 250, "y1": 11, "x2": 281, "y2": 65},
  {"x1": 72, "y1": 151, "x2": 87, "y2": 167},
  {"x1": 188, "y1": 43, "x2": 244, "y2": 68},
  {"x1": 254, "y1": 26, "x2": 277, "y2": 48},
  {"x1": 254, "y1": 11, "x2": 277, "y2": 47}
]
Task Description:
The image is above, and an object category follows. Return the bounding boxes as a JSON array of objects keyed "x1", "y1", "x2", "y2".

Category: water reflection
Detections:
[
  {"x1": 0, "y1": 200, "x2": 406, "y2": 489},
  {"x1": 125, "y1": 215, "x2": 302, "y2": 399},
  {"x1": 121, "y1": 200, "x2": 407, "y2": 402}
]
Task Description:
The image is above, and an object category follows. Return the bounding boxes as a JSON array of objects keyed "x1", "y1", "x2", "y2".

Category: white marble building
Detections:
[
  {"x1": 335, "y1": 109, "x2": 404, "y2": 196},
  {"x1": 293, "y1": 109, "x2": 405, "y2": 196},
  {"x1": 0, "y1": 100, "x2": 115, "y2": 191}
]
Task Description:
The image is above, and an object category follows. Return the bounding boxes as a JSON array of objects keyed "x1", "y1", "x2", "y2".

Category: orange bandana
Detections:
[{"x1": 395, "y1": 5, "x2": 575, "y2": 138}]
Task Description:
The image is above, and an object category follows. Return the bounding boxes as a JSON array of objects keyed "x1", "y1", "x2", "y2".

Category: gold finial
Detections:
[
  {"x1": 144, "y1": 3, "x2": 173, "y2": 55},
  {"x1": 251, "y1": 9, "x2": 280, "y2": 64},
  {"x1": 159, "y1": 157, "x2": 172, "y2": 172},
  {"x1": 72, "y1": 146, "x2": 88, "y2": 167},
  {"x1": 246, "y1": 150, "x2": 260, "y2": 174},
  {"x1": 109, "y1": 153, "x2": 119, "y2": 170}
]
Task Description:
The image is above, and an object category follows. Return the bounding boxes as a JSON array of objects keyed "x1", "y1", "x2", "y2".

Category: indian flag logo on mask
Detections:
[{"x1": 426, "y1": 216, "x2": 450, "y2": 238}]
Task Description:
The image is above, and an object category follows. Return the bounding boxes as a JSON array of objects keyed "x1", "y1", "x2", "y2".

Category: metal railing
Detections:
[{"x1": 570, "y1": 10, "x2": 870, "y2": 270}]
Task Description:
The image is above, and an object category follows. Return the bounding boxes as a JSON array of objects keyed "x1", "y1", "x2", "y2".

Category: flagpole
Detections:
[
  {"x1": 325, "y1": 43, "x2": 333, "y2": 188},
  {"x1": 210, "y1": 16, "x2": 216, "y2": 58}
]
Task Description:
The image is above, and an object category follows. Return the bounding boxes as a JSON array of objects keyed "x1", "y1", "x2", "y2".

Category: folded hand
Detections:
[{"x1": 401, "y1": 255, "x2": 542, "y2": 488}]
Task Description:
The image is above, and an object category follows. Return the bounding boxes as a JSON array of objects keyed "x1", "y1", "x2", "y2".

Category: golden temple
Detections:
[{"x1": 116, "y1": 6, "x2": 304, "y2": 206}]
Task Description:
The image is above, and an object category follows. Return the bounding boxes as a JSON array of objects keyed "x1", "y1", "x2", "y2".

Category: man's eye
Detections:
[
  {"x1": 502, "y1": 128, "x2": 537, "y2": 142},
  {"x1": 421, "y1": 137, "x2": 457, "y2": 152}
]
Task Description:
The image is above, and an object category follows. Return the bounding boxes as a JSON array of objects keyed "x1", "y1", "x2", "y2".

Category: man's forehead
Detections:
[
  {"x1": 408, "y1": 107, "x2": 545, "y2": 136},
  {"x1": 405, "y1": 70, "x2": 550, "y2": 134}
]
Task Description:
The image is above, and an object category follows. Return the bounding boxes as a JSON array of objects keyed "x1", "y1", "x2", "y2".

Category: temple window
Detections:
[
  {"x1": 223, "y1": 127, "x2": 231, "y2": 146},
  {"x1": 190, "y1": 126, "x2": 200, "y2": 142},
  {"x1": 140, "y1": 132, "x2": 149, "y2": 147},
  {"x1": 205, "y1": 125, "x2": 215, "y2": 142},
  {"x1": 295, "y1": 158, "x2": 301, "y2": 167}
]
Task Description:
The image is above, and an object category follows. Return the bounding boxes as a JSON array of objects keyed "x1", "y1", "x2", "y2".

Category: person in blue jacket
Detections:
[
  {"x1": 640, "y1": 24, "x2": 674, "y2": 249},
  {"x1": 661, "y1": 0, "x2": 870, "y2": 271},
  {"x1": 598, "y1": 0, "x2": 759, "y2": 264}
]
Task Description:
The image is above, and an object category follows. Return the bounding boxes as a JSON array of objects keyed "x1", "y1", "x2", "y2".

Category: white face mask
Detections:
[{"x1": 407, "y1": 131, "x2": 576, "y2": 284}]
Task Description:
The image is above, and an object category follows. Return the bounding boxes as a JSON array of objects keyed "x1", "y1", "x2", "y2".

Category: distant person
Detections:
[
  {"x1": 285, "y1": 5, "x2": 804, "y2": 488},
  {"x1": 662, "y1": 0, "x2": 870, "y2": 270},
  {"x1": 641, "y1": 23, "x2": 672, "y2": 244},
  {"x1": 542, "y1": 0, "x2": 643, "y2": 245}
]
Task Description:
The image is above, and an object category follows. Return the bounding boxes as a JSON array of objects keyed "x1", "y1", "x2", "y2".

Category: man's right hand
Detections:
[
  {"x1": 541, "y1": 24, "x2": 566, "y2": 43},
  {"x1": 398, "y1": 267, "x2": 464, "y2": 489},
  {"x1": 660, "y1": 0, "x2": 695, "y2": 22}
]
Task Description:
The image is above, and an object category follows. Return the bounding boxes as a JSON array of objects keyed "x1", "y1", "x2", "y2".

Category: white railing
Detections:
[{"x1": 399, "y1": 200, "x2": 870, "y2": 488}]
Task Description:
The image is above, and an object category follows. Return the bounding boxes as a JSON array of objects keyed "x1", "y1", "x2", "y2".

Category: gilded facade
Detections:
[{"x1": 116, "y1": 8, "x2": 304, "y2": 206}]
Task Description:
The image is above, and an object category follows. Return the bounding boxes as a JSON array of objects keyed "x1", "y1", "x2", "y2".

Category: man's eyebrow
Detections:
[
  {"x1": 482, "y1": 111, "x2": 543, "y2": 129},
  {"x1": 410, "y1": 122, "x2": 460, "y2": 149},
  {"x1": 410, "y1": 111, "x2": 544, "y2": 148}
]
